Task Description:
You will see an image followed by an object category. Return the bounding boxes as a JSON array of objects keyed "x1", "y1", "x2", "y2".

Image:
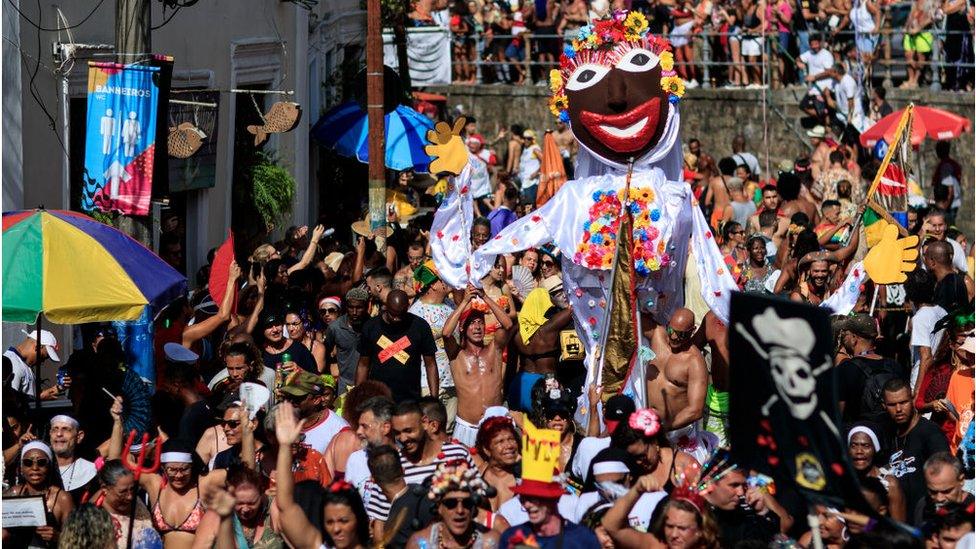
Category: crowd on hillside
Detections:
[
  {"x1": 2, "y1": 106, "x2": 974, "y2": 549},
  {"x1": 409, "y1": 0, "x2": 975, "y2": 90}
]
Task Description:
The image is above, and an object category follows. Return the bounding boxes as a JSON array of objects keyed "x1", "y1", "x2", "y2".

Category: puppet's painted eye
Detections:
[
  {"x1": 565, "y1": 64, "x2": 611, "y2": 91},
  {"x1": 616, "y1": 48, "x2": 659, "y2": 73}
]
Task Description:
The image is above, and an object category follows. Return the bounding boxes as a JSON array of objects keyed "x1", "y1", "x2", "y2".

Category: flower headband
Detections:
[
  {"x1": 427, "y1": 460, "x2": 491, "y2": 501},
  {"x1": 548, "y1": 10, "x2": 683, "y2": 123},
  {"x1": 628, "y1": 408, "x2": 661, "y2": 437}
]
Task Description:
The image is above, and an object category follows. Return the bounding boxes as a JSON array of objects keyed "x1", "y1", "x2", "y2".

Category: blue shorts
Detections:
[{"x1": 856, "y1": 34, "x2": 878, "y2": 54}]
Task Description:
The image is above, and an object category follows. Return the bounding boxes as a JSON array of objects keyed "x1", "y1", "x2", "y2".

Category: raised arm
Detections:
[
  {"x1": 244, "y1": 270, "x2": 266, "y2": 335},
  {"x1": 483, "y1": 289, "x2": 515, "y2": 348},
  {"x1": 443, "y1": 286, "x2": 477, "y2": 360},
  {"x1": 274, "y1": 403, "x2": 323, "y2": 548},
  {"x1": 287, "y1": 225, "x2": 327, "y2": 274},
  {"x1": 183, "y1": 261, "x2": 241, "y2": 346},
  {"x1": 603, "y1": 475, "x2": 662, "y2": 547}
]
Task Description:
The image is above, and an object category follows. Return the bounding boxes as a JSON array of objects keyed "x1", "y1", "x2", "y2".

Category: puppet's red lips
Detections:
[{"x1": 579, "y1": 98, "x2": 661, "y2": 153}]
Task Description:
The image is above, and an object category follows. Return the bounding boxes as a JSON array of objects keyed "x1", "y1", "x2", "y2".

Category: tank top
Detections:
[
  {"x1": 301, "y1": 409, "x2": 351, "y2": 454},
  {"x1": 851, "y1": 0, "x2": 875, "y2": 33}
]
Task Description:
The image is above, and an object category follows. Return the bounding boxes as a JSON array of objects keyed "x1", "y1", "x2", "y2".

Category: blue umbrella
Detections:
[{"x1": 311, "y1": 101, "x2": 435, "y2": 173}]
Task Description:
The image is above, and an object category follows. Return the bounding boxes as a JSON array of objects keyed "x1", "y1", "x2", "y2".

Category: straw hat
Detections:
[{"x1": 350, "y1": 215, "x2": 393, "y2": 238}]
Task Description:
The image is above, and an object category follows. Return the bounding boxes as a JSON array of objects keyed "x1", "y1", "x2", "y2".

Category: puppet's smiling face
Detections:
[{"x1": 565, "y1": 48, "x2": 669, "y2": 163}]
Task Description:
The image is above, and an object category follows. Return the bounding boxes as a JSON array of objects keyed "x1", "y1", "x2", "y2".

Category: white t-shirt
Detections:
[
  {"x1": 344, "y1": 448, "x2": 371, "y2": 497},
  {"x1": 518, "y1": 144, "x2": 542, "y2": 189},
  {"x1": 469, "y1": 152, "x2": 493, "y2": 199},
  {"x1": 910, "y1": 305, "x2": 948, "y2": 388},
  {"x1": 4, "y1": 349, "x2": 35, "y2": 397},
  {"x1": 573, "y1": 491, "x2": 667, "y2": 531},
  {"x1": 570, "y1": 436, "x2": 611, "y2": 481},
  {"x1": 498, "y1": 494, "x2": 579, "y2": 526},
  {"x1": 207, "y1": 367, "x2": 277, "y2": 395},
  {"x1": 732, "y1": 152, "x2": 761, "y2": 177},
  {"x1": 800, "y1": 49, "x2": 835, "y2": 95},
  {"x1": 302, "y1": 410, "x2": 351, "y2": 454},
  {"x1": 834, "y1": 74, "x2": 863, "y2": 120},
  {"x1": 60, "y1": 458, "x2": 98, "y2": 492}
]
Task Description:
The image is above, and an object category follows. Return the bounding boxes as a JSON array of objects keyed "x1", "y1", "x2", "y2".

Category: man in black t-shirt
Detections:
[
  {"x1": 881, "y1": 378, "x2": 950, "y2": 515},
  {"x1": 356, "y1": 290, "x2": 438, "y2": 403},
  {"x1": 835, "y1": 314, "x2": 906, "y2": 424}
]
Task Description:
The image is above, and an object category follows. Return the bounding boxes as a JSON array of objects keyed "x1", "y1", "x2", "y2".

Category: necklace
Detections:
[{"x1": 62, "y1": 460, "x2": 78, "y2": 489}]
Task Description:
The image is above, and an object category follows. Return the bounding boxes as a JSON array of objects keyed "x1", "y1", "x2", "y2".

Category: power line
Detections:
[
  {"x1": 7, "y1": 0, "x2": 108, "y2": 32},
  {"x1": 150, "y1": 6, "x2": 182, "y2": 30}
]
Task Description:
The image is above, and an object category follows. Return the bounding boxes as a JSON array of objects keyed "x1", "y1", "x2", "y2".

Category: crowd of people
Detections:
[
  {"x1": 413, "y1": 0, "x2": 975, "y2": 91},
  {"x1": 2, "y1": 113, "x2": 974, "y2": 549}
]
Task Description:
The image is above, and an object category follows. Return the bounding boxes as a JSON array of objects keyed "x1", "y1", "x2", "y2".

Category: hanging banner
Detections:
[
  {"x1": 382, "y1": 27, "x2": 452, "y2": 86},
  {"x1": 82, "y1": 62, "x2": 160, "y2": 216},
  {"x1": 728, "y1": 293, "x2": 874, "y2": 514}
]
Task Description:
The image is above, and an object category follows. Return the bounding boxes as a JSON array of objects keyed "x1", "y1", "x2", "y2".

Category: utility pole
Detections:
[
  {"x1": 115, "y1": 0, "x2": 152, "y2": 244},
  {"x1": 366, "y1": 0, "x2": 387, "y2": 239}
]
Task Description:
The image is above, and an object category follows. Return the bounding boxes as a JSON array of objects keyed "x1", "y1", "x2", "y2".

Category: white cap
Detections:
[{"x1": 22, "y1": 329, "x2": 60, "y2": 362}]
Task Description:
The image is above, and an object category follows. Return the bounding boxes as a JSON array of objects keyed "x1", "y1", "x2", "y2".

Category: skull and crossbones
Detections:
[{"x1": 735, "y1": 308, "x2": 836, "y2": 436}]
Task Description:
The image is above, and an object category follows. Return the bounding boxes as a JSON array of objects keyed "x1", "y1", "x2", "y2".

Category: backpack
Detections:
[{"x1": 853, "y1": 356, "x2": 900, "y2": 421}]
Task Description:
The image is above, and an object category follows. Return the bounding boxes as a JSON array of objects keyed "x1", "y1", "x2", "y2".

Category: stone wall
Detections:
[{"x1": 422, "y1": 84, "x2": 974, "y2": 236}]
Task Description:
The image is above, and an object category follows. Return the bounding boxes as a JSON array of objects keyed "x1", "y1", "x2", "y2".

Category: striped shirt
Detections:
[{"x1": 364, "y1": 442, "x2": 476, "y2": 521}]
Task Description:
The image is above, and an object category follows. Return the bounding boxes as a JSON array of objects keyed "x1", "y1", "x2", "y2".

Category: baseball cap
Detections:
[
  {"x1": 522, "y1": 129, "x2": 537, "y2": 140},
  {"x1": 603, "y1": 394, "x2": 636, "y2": 434},
  {"x1": 280, "y1": 370, "x2": 333, "y2": 398},
  {"x1": 22, "y1": 329, "x2": 60, "y2": 362},
  {"x1": 841, "y1": 314, "x2": 878, "y2": 340},
  {"x1": 806, "y1": 125, "x2": 826, "y2": 139}
]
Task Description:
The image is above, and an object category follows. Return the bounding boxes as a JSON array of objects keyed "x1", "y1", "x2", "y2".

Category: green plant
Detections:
[{"x1": 251, "y1": 152, "x2": 296, "y2": 231}]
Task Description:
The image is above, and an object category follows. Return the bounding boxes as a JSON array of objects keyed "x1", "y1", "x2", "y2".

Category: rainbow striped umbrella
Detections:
[{"x1": 2, "y1": 209, "x2": 186, "y2": 324}]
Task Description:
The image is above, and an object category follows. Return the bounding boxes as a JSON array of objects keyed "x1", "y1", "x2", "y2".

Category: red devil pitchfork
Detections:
[{"x1": 121, "y1": 429, "x2": 161, "y2": 547}]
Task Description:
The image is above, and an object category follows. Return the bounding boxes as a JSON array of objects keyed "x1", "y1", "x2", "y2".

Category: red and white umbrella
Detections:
[{"x1": 860, "y1": 106, "x2": 971, "y2": 148}]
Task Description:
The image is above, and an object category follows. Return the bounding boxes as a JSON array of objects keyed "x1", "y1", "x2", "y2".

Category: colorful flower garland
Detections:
[
  {"x1": 574, "y1": 186, "x2": 671, "y2": 276},
  {"x1": 548, "y1": 10, "x2": 684, "y2": 123}
]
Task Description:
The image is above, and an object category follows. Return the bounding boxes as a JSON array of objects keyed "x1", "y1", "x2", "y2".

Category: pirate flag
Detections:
[{"x1": 728, "y1": 293, "x2": 872, "y2": 513}]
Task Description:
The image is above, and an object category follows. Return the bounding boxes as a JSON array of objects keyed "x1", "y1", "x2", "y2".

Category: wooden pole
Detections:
[
  {"x1": 33, "y1": 317, "x2": 42, "y2": 409},
  {"x1": 366, "y1": 0, "x2": 387, "y2": 239}
]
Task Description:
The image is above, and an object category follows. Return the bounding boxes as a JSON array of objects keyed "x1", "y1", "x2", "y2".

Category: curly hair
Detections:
[
  {"x1": 58, "y1": 504, "x2": 115, "y2": 549},
  {"x1": 475, "y1": 417, "x2": 520, "y2": 462},
  {"x1": 651, "y1": 498, "x2": 721, "y2": 549}
]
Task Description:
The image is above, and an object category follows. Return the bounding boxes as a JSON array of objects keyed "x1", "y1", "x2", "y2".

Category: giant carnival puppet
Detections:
[{"x1": 425, "y1": 11, "x2": 738, "y2": 456}]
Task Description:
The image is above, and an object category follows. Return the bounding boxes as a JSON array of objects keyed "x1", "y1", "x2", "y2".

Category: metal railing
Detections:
[{"x1": 447, "y1": 27, "x2": 974, "y2": 88}]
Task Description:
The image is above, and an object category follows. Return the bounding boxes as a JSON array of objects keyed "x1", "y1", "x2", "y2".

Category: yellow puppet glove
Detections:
[
  {"x1": 863, "y1": 221, "x2": 919, "y2": 284},
  {"x1": 424, "y1": 117, "x2": 468, "y2": 176}
]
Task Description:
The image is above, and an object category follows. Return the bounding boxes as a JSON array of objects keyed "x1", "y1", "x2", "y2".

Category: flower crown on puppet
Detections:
[
  {"x1": 548, "y1": 10, "x2": 684, "y2": 122},
  {"x1": 427, "y1": 460, "x2": 492, "y2": 501}
]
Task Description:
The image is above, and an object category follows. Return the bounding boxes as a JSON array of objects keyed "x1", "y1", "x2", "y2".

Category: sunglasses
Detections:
[
  {"x1": 667, "y1": 326, "x2": 694, "y2": 339},
  {"x1": 22, "y1": 457, "x2": 50, "y2": 468},
  {"x1": 220, "y1": 419, "x2": 242, "y2": 428},
  {"x1": 541, "y1": 260, "x2": 556, "y2": 267},
  {"x1": 441, "y1": 497, "x2": 475, "y2": 510},
  {"x1": 319, "y1": 308, "x2": 340, "y2": 315}
]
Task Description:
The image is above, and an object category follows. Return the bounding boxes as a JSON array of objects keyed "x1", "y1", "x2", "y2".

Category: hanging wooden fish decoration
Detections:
[
  {"x1": 247, "y1": 101, "x2": 302, "y2": 146},
  {"x1": 167, "y1": 122, "x2": 207, "y2": 158}
]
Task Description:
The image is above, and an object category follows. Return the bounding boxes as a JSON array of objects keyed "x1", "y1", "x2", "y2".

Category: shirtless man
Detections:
[
  {"x1": 393, "y1": 242, "x2": 427, "y2": 299},
  {"x1": 790, "y1": 256, "x2": 834, "y2": 305},
  {"x1": 706, "y1": 160, "x2": 732, "y2": 231},
  {"x1": 643, "y1": 307, "x2": 710, "y2": 462},
  {"x1": 776, "y1": 171, "x2": 820, "y2": 230},
  {"x1": 443, "y1": 286, "x2": 515, "y2": 447},
  {"x1": 512, "y1": 283, "x2": 574, "y2": 411}
]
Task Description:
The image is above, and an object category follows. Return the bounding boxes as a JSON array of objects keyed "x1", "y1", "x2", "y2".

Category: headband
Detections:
[
  {"x1": 160, "y1": 452, "x2": 194, "y2": 464},
  {"x1": 592, "y1": 461, "x2": 631, "y2": 475},
  {"x1": 847, "y1": 426, "x2": 880, "y2": 452},
  {"x1": 50, "y1": 415, "x2": 80, "y2": 429},
  {"x1": 21, "y1": 441, "x2": 53, "y2": 460},
  {"x1": 319, "y1": 296, "x2": 342, "y2": 310}
]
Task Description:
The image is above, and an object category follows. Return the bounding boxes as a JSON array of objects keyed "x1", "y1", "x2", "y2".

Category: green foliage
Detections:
[{"x1": 251, "y1": 152, "x2": 296, "y2": 230}]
